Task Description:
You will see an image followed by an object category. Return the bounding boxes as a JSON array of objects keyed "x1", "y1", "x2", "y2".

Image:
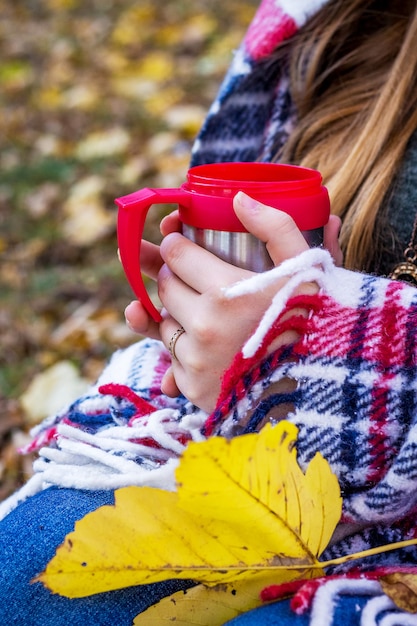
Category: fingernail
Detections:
[
  {"x1": 235, "y1": 191, "x2": 260, "y2": 212},
  {"x1": 124, "y1": 301, "x2": 135, "y2": 324}
]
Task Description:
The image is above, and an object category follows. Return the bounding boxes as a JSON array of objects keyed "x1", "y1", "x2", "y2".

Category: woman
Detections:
[{"x1": 2, "y1": 1, "x2": 417, "y2": 624}]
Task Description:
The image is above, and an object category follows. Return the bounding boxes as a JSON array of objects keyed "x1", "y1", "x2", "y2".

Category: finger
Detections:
[
  {"x1": 157, "y1": 263, "x2": 199, "y2": 327},
  {"x1": 160, "y1": 210, "x2": 181, "y2": 236},
  {"x1": 162, "y1": 320, "x2": 186, "y2": 360},
  {"x1": 160, "y1": 232, "x2": 250, "y2": 293},
  {"x1": 160, "y1": 323, "x2": 186, "y2": 397},
  {"x1": 140, "y1": 240, "x2": 164, "y2": 280},
  {"x1": 160, "y1": 366, "x2": 181, "y2": 398},
  {"x1": 125, "y1": 300, "x2": 162, "y2": 339},
  {"x1": 324, "y1": 215, "x2": 343, "y2": 266},
  {"x1": 233, "y1": 191, "x2": 309, "y2": 265}
]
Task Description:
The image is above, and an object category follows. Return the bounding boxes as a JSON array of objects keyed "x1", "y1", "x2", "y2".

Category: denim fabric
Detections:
[
  {"x1": 0, "y1": 487, "x2": 193, "y2": 625},
  {"x1": 225, "y1": 595, "x2": 371, "y2": 625}
]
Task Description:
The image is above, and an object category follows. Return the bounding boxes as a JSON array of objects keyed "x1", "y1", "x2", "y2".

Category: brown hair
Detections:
[{"x1": 275, "y1": 0, "x2": 417, "y2": 271}]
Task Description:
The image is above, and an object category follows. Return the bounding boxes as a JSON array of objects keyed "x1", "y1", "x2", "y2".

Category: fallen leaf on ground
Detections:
[{"x1": 21, "y1": 361, "x2": 90, "y2": 424}]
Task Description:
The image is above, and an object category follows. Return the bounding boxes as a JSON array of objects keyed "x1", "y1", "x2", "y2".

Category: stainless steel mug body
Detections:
[{"x1": 182, "y1": 225, "x2": 324, "y2": 272}]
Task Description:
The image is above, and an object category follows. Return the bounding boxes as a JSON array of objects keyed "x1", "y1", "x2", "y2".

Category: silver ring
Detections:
[{"x1": 168, "y1": 326, "x2": 185, "y2": 360}]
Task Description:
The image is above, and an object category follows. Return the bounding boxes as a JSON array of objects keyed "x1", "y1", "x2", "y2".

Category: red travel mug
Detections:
[{"x1": 116, "y1": 162, "x2": 330, "y2": 322}]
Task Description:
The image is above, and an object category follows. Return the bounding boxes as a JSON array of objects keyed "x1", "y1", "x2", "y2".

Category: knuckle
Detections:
[
  {"x1": 157, "y1": 265, "x2": 174, "y2": 298},
  {"x1": 181, "y1": 380, "x2": 203, "y2": 406},
  {"x1": 208, "y1": 286, "x2": 229, "y2": 307},
  {"x1": 161, "y1": 234, "x2": 188, "y2": 267},
  {"x1": 274, "y1": 211, "x2": 298, "y2": 235},
  {"x1": 188, "y1": 317, "x2": 216, "y2": 345}
]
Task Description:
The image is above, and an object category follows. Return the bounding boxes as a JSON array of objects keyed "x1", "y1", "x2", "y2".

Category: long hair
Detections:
[{"x1": 275, "y1": 0, "x2": 417, "y2": 271}]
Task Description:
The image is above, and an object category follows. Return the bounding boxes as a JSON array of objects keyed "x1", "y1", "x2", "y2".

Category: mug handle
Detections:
[{"x1": 116, "y1": 188, "x2": 190, "y2": 322}]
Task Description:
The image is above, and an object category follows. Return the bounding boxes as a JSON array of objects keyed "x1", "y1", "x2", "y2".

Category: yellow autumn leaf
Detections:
[
  {"x1": 134, "y1": 571, "x2": 315, "y2": 626},
  {"x1": 37, "y1": 422, "x2": 341, "y2": 599},
  {"x1": 138, "y1": 52, "x2": 174, "y2": 82},
  {"x1": 175, "y1": 421, "x2": 341, "y2": 559},
  {"x1": 143, "y1": 87, "x2": 184, "y2": 116},
  {"x1": 74, "y1": 128, "x2": 130, "y2": 161},
  {"x1": 111, "y1": 5, "x2": 156, "y2": 46}
]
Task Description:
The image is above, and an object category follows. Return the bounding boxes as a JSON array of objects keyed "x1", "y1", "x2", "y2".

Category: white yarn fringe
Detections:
[
  {"x1": 224, "y1": 248, "x2": 333, "y2": 358},
  {"x1": 0, "y1": 407, "x2": 207, "y2": 521}
]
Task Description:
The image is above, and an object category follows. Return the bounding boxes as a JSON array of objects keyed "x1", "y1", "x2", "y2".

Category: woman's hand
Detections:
[
  {"x1": 125, "y1": 192, "x2": 342, "y2": 412},
  {"x1": 124, "y1": 211, "x2": 182, "y2": 339}
]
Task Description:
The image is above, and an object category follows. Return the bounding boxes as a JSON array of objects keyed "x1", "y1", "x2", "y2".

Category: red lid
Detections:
[{"x1": 178, "y1": 162, "x2": 330, "y2": 231}]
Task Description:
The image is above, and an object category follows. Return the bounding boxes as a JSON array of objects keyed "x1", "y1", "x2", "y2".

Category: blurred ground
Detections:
[{"x1": 0, "y1": 0, "x2": 256, "y2": 499}]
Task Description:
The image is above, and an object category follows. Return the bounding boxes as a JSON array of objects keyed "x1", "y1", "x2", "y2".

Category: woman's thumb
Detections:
[{"x1": 233, "y1": 191, "x2": 309, "y2": 265}]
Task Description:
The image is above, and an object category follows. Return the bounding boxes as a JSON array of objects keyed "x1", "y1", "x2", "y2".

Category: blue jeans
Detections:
[{"x1": 0, "y1": 487, "x2": 193, "y2": 625}]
